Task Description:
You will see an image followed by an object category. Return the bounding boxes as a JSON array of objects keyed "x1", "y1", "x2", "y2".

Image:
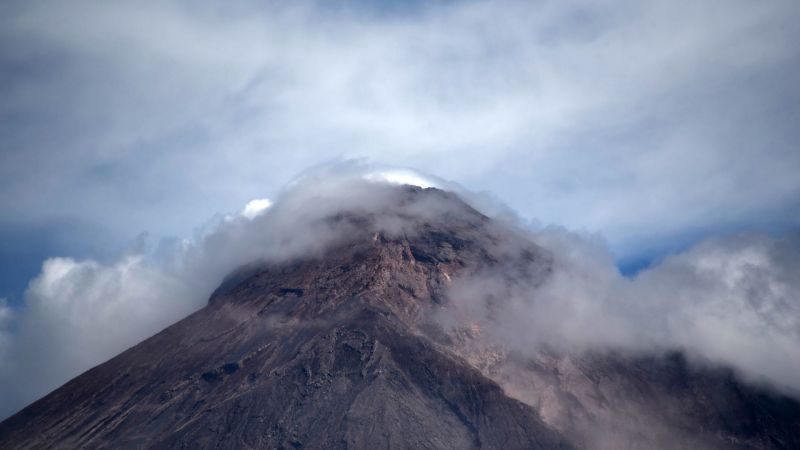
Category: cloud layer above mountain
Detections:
[{"x1": 1, "y1": 0, "x2": 799, "y2": 274}]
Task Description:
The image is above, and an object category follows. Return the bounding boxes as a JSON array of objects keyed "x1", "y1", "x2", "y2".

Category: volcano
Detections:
[{"x1": 1, "y1": 186, "x2": 798, "y2": 449}]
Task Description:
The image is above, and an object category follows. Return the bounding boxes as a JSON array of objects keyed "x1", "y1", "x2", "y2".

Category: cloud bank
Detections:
[
  {"x1": 1, "y1": 166, "x2": 798, "y2": 420},
  {"x1": 0, "y1": 165, "x2": 441, "y2": 418},
  {"x1": 445, "y1": 227, "x2": 800, "y2": 394},
  {"x1": 1, "y1": 0, "x2": 799, "y2": 271}
]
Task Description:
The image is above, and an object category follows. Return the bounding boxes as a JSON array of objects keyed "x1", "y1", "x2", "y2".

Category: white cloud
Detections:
[
  {"x1": 0, "y1": 0, "x2": 798, "y2": 259},
  {"x1": 631, "y1": 234, "x2": 800, "y2": 389},
  {"x1": 0, "y1": 164, "x2": 442, "y2": 418},
  {"x1": 0, "y1": 299, "x2": 12, "y2": 353},
  {"x1": 443, "y1": 227, "x2": 800, "y2": 393},
  {"x1": 0, "y1": 299, "x2": 11, "y2": 326},
  {"x1": 363, "y1": 169, "x2": 439, "y2": 189},
  {"x1": 15, "y1": 255, "x2": 192, "y2": 378},
  {"x1": 241, "y1": 198, "x2": 272, "y2": 219}
]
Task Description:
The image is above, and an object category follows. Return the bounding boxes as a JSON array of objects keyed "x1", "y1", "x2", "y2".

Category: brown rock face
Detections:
[{"x1": 0, "y1": 186, "x2": 798, "y2": 449}]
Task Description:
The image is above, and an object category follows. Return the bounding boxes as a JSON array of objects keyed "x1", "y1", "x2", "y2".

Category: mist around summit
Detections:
[{"x1": 1, "y1": 163, "x2": 797, "y2": 421}]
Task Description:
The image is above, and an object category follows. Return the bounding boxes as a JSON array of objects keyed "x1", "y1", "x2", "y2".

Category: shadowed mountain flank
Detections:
[{"x1": 0, "y1": 186, "x2": 798, "y2": 449}]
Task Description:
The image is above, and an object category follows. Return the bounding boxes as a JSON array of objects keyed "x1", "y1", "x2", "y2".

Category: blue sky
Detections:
[{"x1": 1, "y1": 0, "x2": 799, "y2": 303}]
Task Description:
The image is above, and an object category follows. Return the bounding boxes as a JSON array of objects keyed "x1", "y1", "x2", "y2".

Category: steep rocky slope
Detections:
[{"x1": 1, "y1": 186, "x2": 798, "y2": 449}]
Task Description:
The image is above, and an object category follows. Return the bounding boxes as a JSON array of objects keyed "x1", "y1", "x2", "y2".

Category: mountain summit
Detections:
[{"x1": 1, "y1": 186, "x2": 798, "y2": 449}]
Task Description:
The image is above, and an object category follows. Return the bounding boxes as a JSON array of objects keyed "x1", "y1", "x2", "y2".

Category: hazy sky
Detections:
[{"x1": 1, "y1": 0, "x2": 799, "y2": 299}]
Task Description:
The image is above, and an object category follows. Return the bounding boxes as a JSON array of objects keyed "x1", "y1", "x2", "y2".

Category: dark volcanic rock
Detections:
[
  {"x1": 0, "y1": 187, "x2": 568, "y2": 449},
  {"x1": 0, "y1": 186, "x2": 798, "y2": 449}
]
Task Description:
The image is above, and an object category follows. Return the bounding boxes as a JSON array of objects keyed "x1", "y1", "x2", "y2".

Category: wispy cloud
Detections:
[{"x1": 1, "y1": 0, "x2": 798, "y2": 262}]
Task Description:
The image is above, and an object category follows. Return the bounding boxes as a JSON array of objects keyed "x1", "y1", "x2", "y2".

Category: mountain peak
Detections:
[
  {"x1": 209, "y1": 185, "x2": 548, "y2": 330},
  {"x1": 1, "y1": 184, "x2": 798, "y2": 449}
]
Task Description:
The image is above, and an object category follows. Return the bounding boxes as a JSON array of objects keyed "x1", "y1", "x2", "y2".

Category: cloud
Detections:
[
  {"x1": 0, "y1": 299, "x2": 11, "y2": 326},
  {"x1": 363, "y1": 169, "x2": 439, "y2": 189},
  {"x1": 442, "y1": 226, "x2": 800, "y2": 394},
  {"x1": 1, "y1": 0, "x2": 798, "y2": 263},
  {"x1": 3, "y1": 256, "x2": 192, "y2": 402},
  {"x1": 0, "y1": 164, "x2": 442, "y2": 418},
  {"x1": 0, "y1": 298, "x2": 12, "y2": 352},
  {"x1": 631, "y1": 234, "x2": 800, "y2": 389},
  {"x1": 241, "y1": 198, "x2": 272, "y2": 219}
]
